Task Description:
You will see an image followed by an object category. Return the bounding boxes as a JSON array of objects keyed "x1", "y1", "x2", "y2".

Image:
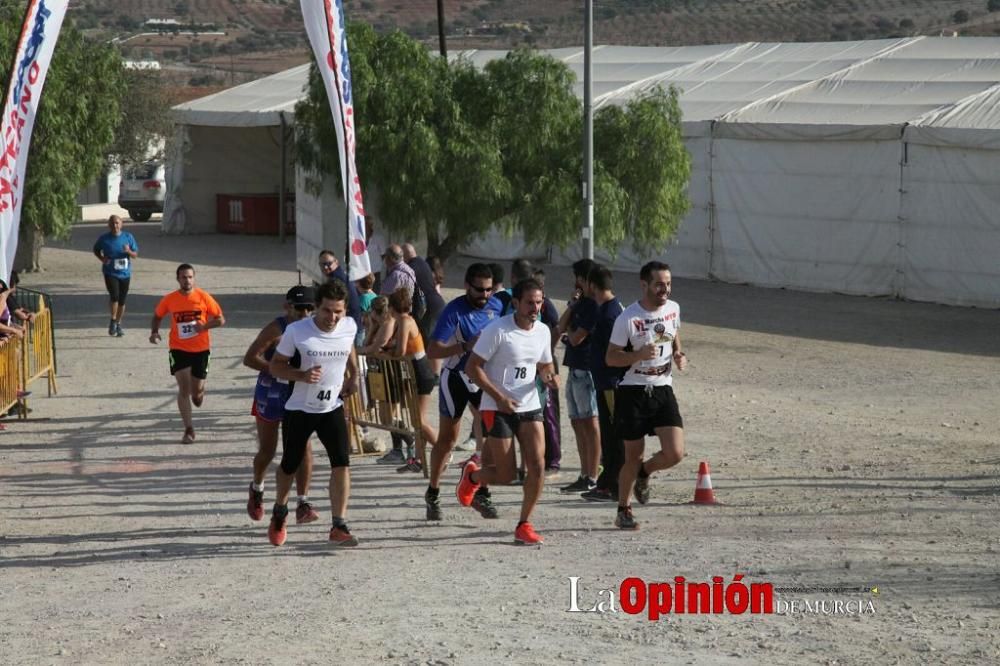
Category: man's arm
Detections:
[
  {"x1": 196, "y1": 298, "x2": 225, "y2": 332},
  {"x1": 341, "y1": 347, "x2": 360, "y2": 397},
  {"x1": 672, "y1": 332, "x2": 688, "y2": 371},
  {"x1": 149, "y1": 314, "x2": 164, "y2": 344},
  {"x1": 242, "y1": 321, "x2": 283, "y2": 372},
  {"x1": 606, "y1": 341, "x2": 656, "y2": 368},
  {"x1": 269, "y1": 351, "x2": 321, "y2": 384},
  {"x1": 557, "y1": 302, "x2": 574, "y2": 335},
  {"x1": 466, "y1": 353, "x2": 517, "y2": 414},
  {"x1": 427, "y1": 337, "x2": 469, "y2": 360},
  {"x1": 195, "y1": 314, "x2": 225, "y2": 333},
  {"x1": 536, "y1": 361, "x2": 559, "y2": 390}
]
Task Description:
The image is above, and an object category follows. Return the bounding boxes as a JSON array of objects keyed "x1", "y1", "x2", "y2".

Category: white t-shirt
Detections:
[
  {"x1": 276, "y1": 316, "x2": 357, "y2": 413},
  {"x1": 471, "y1": 314, "x2": 553, "y2": 413},
  {"x1": 609, "y1": 300, "x2": 680, "y2": 387}
]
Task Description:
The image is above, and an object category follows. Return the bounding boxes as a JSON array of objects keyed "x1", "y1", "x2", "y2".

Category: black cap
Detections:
[
  {"x1": 285, "y1": 285, "x2": 314, "y2": 306},
  {"x1": 0, "y1": 278, "x2": 7, "y2": 292}
]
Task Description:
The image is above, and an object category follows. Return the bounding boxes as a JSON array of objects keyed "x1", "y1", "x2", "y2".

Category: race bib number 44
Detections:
[{"x1": 305, "y1": 384, "x2": 336, "y2": 411}]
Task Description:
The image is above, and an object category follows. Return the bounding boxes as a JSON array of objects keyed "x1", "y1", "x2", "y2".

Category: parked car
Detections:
[{"x1": 118, "y1": 161, "x2": 165, "y2": 221}]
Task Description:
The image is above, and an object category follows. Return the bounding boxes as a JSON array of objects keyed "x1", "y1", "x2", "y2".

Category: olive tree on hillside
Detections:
[
  {"x1": 0, "y1": 9, "x2": 126, "y2": 271},
  {"x1": 296, "y1": 24, "x2": 690, "y2": 261}
]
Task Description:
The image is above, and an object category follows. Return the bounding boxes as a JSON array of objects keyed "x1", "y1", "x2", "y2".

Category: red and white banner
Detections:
[
  {"x1": 300, "y1": 0, "x2": 372, "y2": 279},
  {"x1": 0, "y1": 0, "x2": 69, "y2": 282}
]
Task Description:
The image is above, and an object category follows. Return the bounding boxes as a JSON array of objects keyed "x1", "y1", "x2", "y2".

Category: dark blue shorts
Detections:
[{"x1": 251, "y1": 374, "x2": 292, "y2": 423}]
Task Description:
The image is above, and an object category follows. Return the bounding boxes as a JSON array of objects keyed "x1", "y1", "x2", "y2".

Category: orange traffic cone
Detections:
[{"x1": 691, "y1": 460, "x2": 719, "y2": 505}]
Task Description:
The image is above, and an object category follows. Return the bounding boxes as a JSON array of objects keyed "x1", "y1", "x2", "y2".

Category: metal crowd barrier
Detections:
[
  {"x1": 343, "y1": 354, "x2": 428, "y2": 476},
  {"x1": 1, "y1": 290, "x2": 58, "y2": 420}
]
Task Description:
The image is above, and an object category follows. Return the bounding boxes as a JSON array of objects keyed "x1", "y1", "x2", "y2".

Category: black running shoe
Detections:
[
  {"x1": 560, "y1": 476, "x2": 595, "y2": 494},
  {"x1": 581, "y1": 487, "x2": 618, "y2": 503},
  {"x1": 471, "y1": 490, "x2": 499, "y2": 519},
  {"x1": 634, "y1": 476, "x2": 650, "y2": 505},
  {"x1": 425, "y1": 488, "x2": 442, "y2": 521},
  {"x1": 615, "y1": 506, "x2": 639, "y2": 530}
]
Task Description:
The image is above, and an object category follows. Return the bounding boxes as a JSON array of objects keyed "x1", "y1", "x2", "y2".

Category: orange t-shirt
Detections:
[{"x1": 154, "y1": 288, "x2": 223, "y2": 352}]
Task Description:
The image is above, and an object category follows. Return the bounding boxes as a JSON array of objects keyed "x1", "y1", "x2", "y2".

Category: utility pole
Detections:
[
  {"x1": 436, "y1": 0, "x2": 447, "y2": 58},
  {"x1": 582, "y1": 0, "x2": 594, "y2": 260}
]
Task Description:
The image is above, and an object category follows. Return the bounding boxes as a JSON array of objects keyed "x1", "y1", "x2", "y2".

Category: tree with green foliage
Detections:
[
  {"x1": 296, "y1": 24, "x2": 690, "y2": 261},
  {"x1": 109, "y1": 67, "x2": 172, "y2": 168},
  {"x1": 0, "y1": 6, "x2": 127, "y2": 271}
]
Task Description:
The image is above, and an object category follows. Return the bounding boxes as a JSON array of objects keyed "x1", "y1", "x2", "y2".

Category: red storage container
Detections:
[{"x1": 216, "y1": 194, "x2": 296, "y2": 235}]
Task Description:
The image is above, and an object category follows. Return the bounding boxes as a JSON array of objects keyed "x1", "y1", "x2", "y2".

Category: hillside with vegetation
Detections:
[{"x1": 71, "y1": 0, "x2": 1000, "y2": 91}]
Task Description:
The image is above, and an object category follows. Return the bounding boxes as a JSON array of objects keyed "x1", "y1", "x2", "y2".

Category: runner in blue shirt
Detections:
[
  {"x1": 423, "y1": 262, "x2": 503, "y2": 522},
  {"x1": 92, "y1": 215, "x2": 139, "y2": 337}
]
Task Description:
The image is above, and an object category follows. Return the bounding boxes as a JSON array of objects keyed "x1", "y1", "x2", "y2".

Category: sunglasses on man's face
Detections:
[
  {"x1": 293, "y1": 305, "x2": 315, "y2": 312},
  {"x1": 320, "y1": 262, "x2": 334, "y2": 268},
  {"x1": 469, "y1": 284, "x2": 493, "y2": 294}
]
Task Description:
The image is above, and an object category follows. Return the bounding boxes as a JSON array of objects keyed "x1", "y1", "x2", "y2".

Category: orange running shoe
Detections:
[
  {"x1": 514, "y1": 522, "x2": 544, "y2": 545},
  {"x1": 268, "y1": 513, "x2": 288, "y2": 546},
  {"x1": 329, "y1": 525, "x2": 359, "y2": 547},
  {"x1": 455, "y1": 458, "x2": 481, "y2": 507}
]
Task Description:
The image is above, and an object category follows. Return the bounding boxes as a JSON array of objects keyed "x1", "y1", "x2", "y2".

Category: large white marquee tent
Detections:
[{"x1": 170, "y1": 37, "x2": 1000, "y2": 307}]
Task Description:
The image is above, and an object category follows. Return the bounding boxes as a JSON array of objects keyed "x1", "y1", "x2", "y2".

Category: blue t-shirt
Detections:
[
  {"x1": 432, "y1": 295, "x2": 504, "y2": 372},
  {"x1": 563, "y1": 296, "x2": 597, "y2": 369},
  {"x1": 93, "y1": 231, "x2": 139, "y2": 279},
  {"x1": 589, "y1": 297, "x2": 627, "y2": 391}
]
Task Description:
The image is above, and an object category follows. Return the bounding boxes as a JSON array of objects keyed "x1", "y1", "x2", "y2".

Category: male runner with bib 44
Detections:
[{"x1": 266, "y1": 281, "x2": 361, "y2": 547}]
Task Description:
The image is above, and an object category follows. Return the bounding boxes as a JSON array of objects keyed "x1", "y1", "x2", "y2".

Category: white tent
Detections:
[
  {"x1": 168, "y1": 65, "x2": 306, "y2": 235},
  {"x1": 169, "y1": 38, "x2": 1000, "y2": 306}
]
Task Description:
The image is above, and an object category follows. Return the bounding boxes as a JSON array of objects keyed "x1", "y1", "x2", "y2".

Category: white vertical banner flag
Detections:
[
  {"x1": 0, "y1": 0, "x2": 69, "y2": 282},
  {"x1": 300, "y1": 0, "x2": 372, "y2": 279}
]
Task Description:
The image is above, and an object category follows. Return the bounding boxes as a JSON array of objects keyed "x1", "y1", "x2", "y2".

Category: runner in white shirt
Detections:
[
  {"x1": 266, "y1": 281, "x2": 361, "y2": 547},
  {"x1": 458, "y1": 278, "x2": 559, "y2": 545},
  {"x1": 606, "y1": 261, "x2": 689, "y2": 530}
]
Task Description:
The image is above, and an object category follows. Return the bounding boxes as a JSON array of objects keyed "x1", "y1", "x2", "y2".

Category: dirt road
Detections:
[{"x1": 1, "y1": 222, "x2": 998, "y2": 664}]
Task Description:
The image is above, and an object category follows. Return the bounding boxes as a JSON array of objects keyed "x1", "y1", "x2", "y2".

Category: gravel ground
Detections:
[{"x1": 1, "y1": 220, "x2": 998, "y2": 665}]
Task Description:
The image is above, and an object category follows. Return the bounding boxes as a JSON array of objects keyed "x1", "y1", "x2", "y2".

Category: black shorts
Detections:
[
  {"x1": 281, "y1": 407, "x2": 350, "y2": 472},
  {"x1": 614, "y1": 384, "x2": 683, "y2": 441},
  {"x1": 412, "y1": 356, "x2": 436, "y2": 396},
  {"x1": 481, "y1": 408, "x2": 543, "y2": 439},
  {"x1": 438, "y1": 366, "x2": 482, "y2": 418},
  {"x1": 169, "y1": 349, "x2": 211, "y2": 380},
  {"x1": 103, "y1": 275, "x2": 131, "y2": 305}
]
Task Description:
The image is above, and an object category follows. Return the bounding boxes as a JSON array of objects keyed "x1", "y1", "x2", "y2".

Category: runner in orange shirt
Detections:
[{"x1": 150, "y1": 264, "x2": 225, "y2": 443}]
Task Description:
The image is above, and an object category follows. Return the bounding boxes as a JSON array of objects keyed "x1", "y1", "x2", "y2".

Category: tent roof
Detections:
[
  {"x1": 172, "y1": 63, "x2": 310, "y2": 127},
  {"x1": 172, "y1": 37, "x2": 1000, "y2": 136}
]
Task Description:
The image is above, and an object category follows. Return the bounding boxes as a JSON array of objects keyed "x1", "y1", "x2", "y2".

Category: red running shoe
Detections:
[
  {"x1": 514, "y1": 522, "x2": 544, "y2": 545},
  {"x1": 329, "y1": 525, "x2": 359, "y2": 547},
  {"x1": 296, "y1": 502, "x2": 319, "y2": 524},
  {"x1": 455, "y1": 458, "x2": 481, "y2": 507},
  {"x1": 246, "y1": 484, "x2": 264, "y2": 521},
  {"x1": 268, "y1": 513, "x2": 287, "y2": 546}
]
